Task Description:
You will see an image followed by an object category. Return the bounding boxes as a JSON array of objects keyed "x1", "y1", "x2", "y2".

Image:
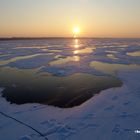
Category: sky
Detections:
[{"x1": 0, "y1": 0, "x2": 140, "y2": 38}]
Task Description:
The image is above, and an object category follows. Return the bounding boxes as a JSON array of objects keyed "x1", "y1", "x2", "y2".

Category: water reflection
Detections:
[
  {"x1": 16, "y1": 45, "x2": 48, "y2": 49},
  {"x1": 74, "y1": 39, "x2": 79, "y2": 49},
  {"x1": 73, "y1": 39, "x2": 93, "y2": 55},
  {"x1": 127, "y1": 51, "x2": 140, "y2": 57},
  {"x1": 74, "y1": 44, "x2": 79, "y2": 49},
  {"x1": 73, "y1": 39, "x2": 80, "y2": 61},
  {"x1": 0, "y1": 54, "x2": 44, "y2": 65},
  {"x1": 107, "y1": 54, "x2": 118, "y2": 59},
  {"x1": 90, "y1": 61, "x2": 140, "y2": 76},
  {"x1": 49, "y1": 56, "x2": 80, "y2": 65},
  {"x1": 74, "y1": 50, "x2": 79, "y2": 55},
  {"x1": 73, "y1": 48, "x2": 93, "y2": 55},
  {"x1": 1, "y1": 67, "x2": 122, "y2": 108},
  {"x1": 0, "y1": 39, "x2": 130, "y2": 108},
  {"x1": 73, "y1": 56, "x2": 80, "y2": 62},
  {"x1": 48, "y1": 39, "x2": 81, "y2": 65},
  {"x1": 75, "y1": 39, "x2": 79, "y2": 43},
  {"x1": 73, "y1": 39, "x2": 80, "y2": 55}
]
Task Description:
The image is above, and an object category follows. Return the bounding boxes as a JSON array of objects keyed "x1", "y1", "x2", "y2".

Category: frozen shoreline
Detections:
[
  {"x1": 0, "y1": 68, "x2": 140, "y2": 140},
  {"x1": 0, "y1": 39, "x2": 140, "y2": 140}
]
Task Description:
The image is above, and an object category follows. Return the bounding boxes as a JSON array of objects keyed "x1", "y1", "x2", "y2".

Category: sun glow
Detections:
[
  {"x1": 73, "y1": 27, "x2": 80, "y2": 38},
  {"x1": 73, "y1": 27, "x2": 80, "y2": 33}
]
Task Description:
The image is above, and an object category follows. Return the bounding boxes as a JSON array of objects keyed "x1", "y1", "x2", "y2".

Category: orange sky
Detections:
[{"x1": 0, "y1": 0, "x2": 140, "y2": 38}]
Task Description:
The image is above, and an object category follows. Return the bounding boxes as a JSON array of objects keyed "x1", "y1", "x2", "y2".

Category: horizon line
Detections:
[{"x1": 0, "y1": 36, "x2": 140, "y2": 41}]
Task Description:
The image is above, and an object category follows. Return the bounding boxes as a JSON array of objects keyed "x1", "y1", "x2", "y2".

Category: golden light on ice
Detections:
[
  {"x1": 74, "y1": 50, "x2": 79, "y2": 54},
  {"x1": 74, "y1": 39, "x2": 79, "y2": 48},
  {"x1": 73, "y1": 56, "x2": 80, "y2": 61}
]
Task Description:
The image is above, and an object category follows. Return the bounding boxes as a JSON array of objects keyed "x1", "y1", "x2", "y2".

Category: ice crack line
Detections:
[{"x1": 0, "y1": 111, "x2": 48, "y2": 140}]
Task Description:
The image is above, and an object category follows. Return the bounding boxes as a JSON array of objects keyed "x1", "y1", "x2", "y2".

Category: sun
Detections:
[
  {"x1": 73, "y1": 27, "x2": 80, "y2": 34},
  {"x1": 73, "y1": 27, "x2": 80, "y2": 38}
]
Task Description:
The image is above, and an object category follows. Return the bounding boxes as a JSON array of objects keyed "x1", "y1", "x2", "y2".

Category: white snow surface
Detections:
[
  {"x1": 0, "y1": 39, "x2": 140, "y2": 140},
  {"x1": 0, "y1": 69, "x2": 140, "y2": 140}
]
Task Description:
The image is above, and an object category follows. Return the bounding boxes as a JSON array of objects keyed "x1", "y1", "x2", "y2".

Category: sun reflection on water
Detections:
[
  {"x1": 74, "y1": 50, "x2": 79, "y2": 55},
  {"x1": 74, "y1": 44, "x2": 79, "y2": 49},
  {"x1": 73, "y1": 39, "x2": 80, "y2": 59},
  {"x1": 73, "y1": 56, "x2": 80, "y2": 61},
  {"x1": 73, "y1": 39, "x2": 93, "y2": 56},
  {"x1": 73, "y1": 39, "x2": 80, "y2": 61}
]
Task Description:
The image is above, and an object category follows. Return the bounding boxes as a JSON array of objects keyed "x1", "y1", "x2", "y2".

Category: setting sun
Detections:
[
  {"x1": 73, "y1": 27, "x2": 80, "y2": 34},
  {"x1": 73, "y1": 27, "x2": 80, "y2": 38}
]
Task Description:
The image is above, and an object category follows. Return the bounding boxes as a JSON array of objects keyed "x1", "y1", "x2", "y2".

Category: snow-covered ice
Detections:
[{"x1": 0, "y1": 38, "x2": 140, "y2": 140}]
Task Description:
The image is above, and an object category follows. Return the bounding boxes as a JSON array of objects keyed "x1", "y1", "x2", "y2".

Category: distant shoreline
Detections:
[{"x1": 0, "y1": 37, "x2": 140, "y2": 41}]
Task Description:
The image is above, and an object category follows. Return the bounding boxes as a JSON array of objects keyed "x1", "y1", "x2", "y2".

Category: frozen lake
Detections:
[
  {"x1": 0, "y1": 38, "x2": 140, "y2": 107},
  {"x1": 0, "y1": 38, "x2": 140, "y2": 140}
]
